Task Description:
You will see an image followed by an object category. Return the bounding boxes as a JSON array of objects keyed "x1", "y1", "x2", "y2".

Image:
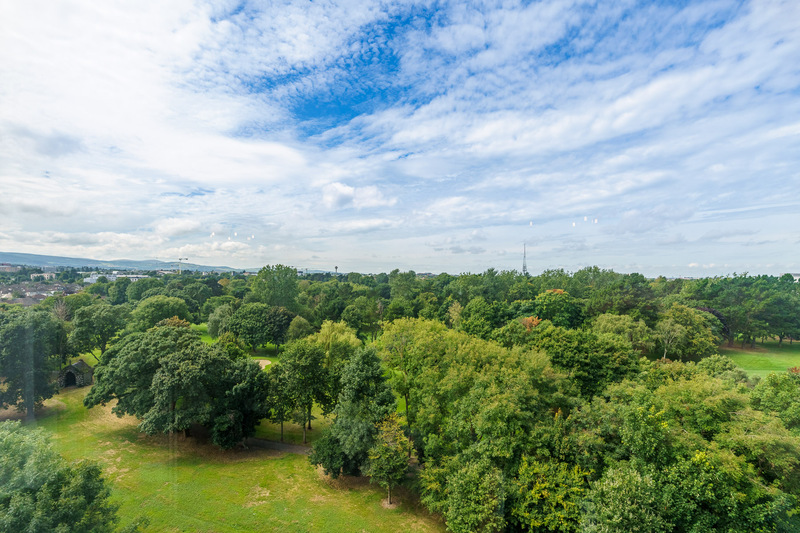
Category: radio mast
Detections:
[{"x1": 522, "y1": 243, "x2": 528, "y2": 276}]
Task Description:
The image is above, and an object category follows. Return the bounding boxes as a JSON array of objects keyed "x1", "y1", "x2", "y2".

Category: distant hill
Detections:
[{"x1": 0, "y1": 251, "x2": 245, "y2": 273}]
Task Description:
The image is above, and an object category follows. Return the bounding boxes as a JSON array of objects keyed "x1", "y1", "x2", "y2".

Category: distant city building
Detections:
[
  {"x1": 0, "y1": 263, "x2": 20, "y2": 273},
  {"x1": 117, "y1": 274, "x2": 151, "y2": 282},
  {"x1": 83, "y1": 273, "x2": 151, "y2": 284},
  {"x1": 31, "y1": 272, "x2": 56, "y2": 280}
]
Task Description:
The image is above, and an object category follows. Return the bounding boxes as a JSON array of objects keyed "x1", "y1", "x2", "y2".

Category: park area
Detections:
[
  {"x1": 6, "y1": 387, "x2": 443, "y2": 532},
  {"x1": 720, "y1": 339, "x2": 800, "y2": 379}
]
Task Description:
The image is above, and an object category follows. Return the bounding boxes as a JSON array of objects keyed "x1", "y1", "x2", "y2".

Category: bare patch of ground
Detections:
[
  {"x1": 244, "y1": 486, "x2": 272, "y2": 507},
  {"x1": 381, "y1": 498, "x2": 399, "y2": 510},
  {"x1": 0, "y1": 397, "x2": 66, "y2": 421}
]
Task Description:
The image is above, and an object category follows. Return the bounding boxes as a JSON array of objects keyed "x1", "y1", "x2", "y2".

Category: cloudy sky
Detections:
[{"x1": 1, "y1": 0, "x2": 798, "y2": 276}]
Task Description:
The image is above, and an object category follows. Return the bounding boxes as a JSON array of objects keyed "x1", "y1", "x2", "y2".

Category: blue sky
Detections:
[{"x1": 1, "y1": 0, "x2": 798, "y2": 275}]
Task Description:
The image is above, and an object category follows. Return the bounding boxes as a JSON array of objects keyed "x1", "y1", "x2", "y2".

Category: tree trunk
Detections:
[
  {"x1": 302, "y1": 422, "x2": 307, "y2": 444},
  {"x1": 307, "y1": 405, "x2": 312, "y2": 430},
  {"x1": 388, "y1": 485, "x2": 392, "y2": 505},
  {"x1": 169, "y1": 400, "x2": 177, "y2": 438},
  {"x1": 280, "y1": 420, "x2": 284, "y2": 442}
]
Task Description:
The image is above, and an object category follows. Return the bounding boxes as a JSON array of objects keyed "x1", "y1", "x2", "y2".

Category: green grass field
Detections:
[
  {"x1": 20, "y1": 389, "x2": 443, "y2": 533},
  {"x1": 719, "y1": 339, "x2": 800, "y2": 379},
  {"x1": 190, "y1": 323, "x2": 214, "y2": 344}
]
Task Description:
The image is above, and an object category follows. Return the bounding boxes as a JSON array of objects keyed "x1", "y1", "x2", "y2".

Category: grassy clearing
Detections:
[
  {"x1": 21, "y1": 388, "x2": 443, "y2": 532},
  {"x1": 719, "y1": 340, "x2": 800, "y2": 379},
  {"x1": 254, "y1": 405, "x2": 332, "y2": 446},
  {"x1": 190, "y1": 323, "x2": 214, "y2": 344}
]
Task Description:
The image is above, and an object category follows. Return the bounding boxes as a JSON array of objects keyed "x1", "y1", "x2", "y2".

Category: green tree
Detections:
[
  {"x1": 278, "y1": 340, "x2": 327, "y2": 443},
  {"x1": 458, "y1": 296, "x2": 496, "y2": 340},
  {"x1": 532, "y1": 323, "x2": 637, "y2": 398},
  {"x1": 425, "y1": 457, "x2": 506, "y2": 533},
  {"x1": 0, "y1": 421, "x2": 142, "y2": 532},
  {"x1": 228, "y1": 303, "x2": 294, "y2": 351},
  {"x1": 207, "y1": 303, "x2": 235, "y2": 338},
  {"x1": 511, "y1": 458, "x2": 589, "y2": 533},
  {"x1": 655, "y1": 303, "x2": 720, "y2": 360},
  {"x1": 341, "y1": 296, "x2": 381, "y2": 340},
  {"x1": 592, "y1": 313, "x2": 654, "y2": 355},
  {"x1": 751, "y1": 371, "x2": 800, "y2": 433},
  {"x1": 306, "y1": 320, "x2": 362, "y2": 407},
  {"x1": 125, "y1": 277, "x2": 163, "y2": 303},
  {"x1": 534, "y1": 289, "x2": 583, "y2": 329},
  {"x1": 0, "y1": 309, "x2": 61, "y2": 420},
  {"x1": 227, "y1": 303, "x2": 271, "y2": 350},
  {"x1": 250, "y1": 264, "x2": 299, "y2": 310},
  {"x1": 263, "y1": 306, "x2": 295, "y2": 350},
  {"x1": 70, "y1": 301, "x2": 129, "y2": 360},
  {"x1": 200, "y1": 294, "x2": 238, "y2": 322},
  {"x1": 286, "y1": 315, "x2": 314, "y2": 341},
  {"x1": 365, "y1": 415, "x2": 412, "y2": 504},
  {"x1": 107, "y1": 277, "x2": 131, "y2": 305},
  {"x1": 128, "y1": 295, "x2": 190, "y2": 332},
  {"x1": 581, "y1": 463, "x2": 672, "y2": 533},
  {"x1": 84, "y1": 322, "x2": 266, "y2": 449},
  {"x1": 311, "y1": 346, "x2": 395, "y2": 477},
  {"x1": 655, "y1": 318, "x2": 687, "y2": 360},
  {"x1": 265, "y1": 362, "x2": 294, "y2": 442},
  {"x1": 388, "y1": 269, "x2": 419, "y2": 301}
]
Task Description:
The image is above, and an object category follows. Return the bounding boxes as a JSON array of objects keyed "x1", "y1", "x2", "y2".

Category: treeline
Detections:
[{"x1": 2, "y1": 266, "x2": 800, "y2": 532}]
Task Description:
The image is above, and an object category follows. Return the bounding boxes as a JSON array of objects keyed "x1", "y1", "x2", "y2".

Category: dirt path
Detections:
[{"x1": 256, "y1": 359, "x2": 271, "y2": 369}]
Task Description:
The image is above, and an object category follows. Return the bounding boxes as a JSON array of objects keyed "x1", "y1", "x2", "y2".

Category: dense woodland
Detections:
[{"x1": 2, "y1": 265, "x2": 800, "y2": 532}]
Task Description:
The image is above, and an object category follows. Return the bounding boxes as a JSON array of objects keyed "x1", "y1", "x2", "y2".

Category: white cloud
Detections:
[
  {"x1": 321, "y1": 182, "x2": 396, "y2": 209},
  {"x1": 0, "y1": 0, "x2": 797, "y2": 275},
  {"x1": 152, "y1": 218, "x2": 203, "y2": 238}
]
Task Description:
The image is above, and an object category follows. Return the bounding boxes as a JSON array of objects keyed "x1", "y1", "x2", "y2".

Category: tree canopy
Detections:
[
  {"x1": 0, "y1": 421, "x2": 143, "y2": 532},
  {"x1": 0, "y1": 308, "x2": 62, "y2": 420},
  {"x1": 84, "y1": 322, "x2": 267, "y2": 449}
]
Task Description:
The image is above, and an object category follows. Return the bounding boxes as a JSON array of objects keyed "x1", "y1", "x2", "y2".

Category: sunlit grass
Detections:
[
  {"x1": 719, "y1": 339, "x2": 800, "y2": 379},
  {"x1": 254, "y1": 404, "x2": 331, "y2": 446},
  {"x1": 24, "y1": 388, "x2": 443, "y2": 532},
  {"x1": 190, "y1": 323, "x2": 214, "y2": 344}
]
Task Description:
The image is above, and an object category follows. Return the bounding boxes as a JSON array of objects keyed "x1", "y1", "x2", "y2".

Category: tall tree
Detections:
[
  {"x1": 278, "y1": 340, "x2": 327, "y2": 442},
  {"x1": 84, "y1": 322, "x2": 266, "y2": 448},
  {"x1": 228, "y1": 302, "x2": 272, "y2": 350},
  {"x1": 107, "y1": 277, "x2": 132, "y2": 305},
  {"x1": 128, "y1": 295, "x2": 191, "y2": 332},
  {"x1": 311, "y1": 346, "x2": 395, "y2": 477},
  {"x1": 250, "y1": 264, "x2": 299, "y2": 310},
  {"x1": 0, "y1": 421, "x2": 142, "y2": 532},
  {"x1": 365, "y1": 415, "x2": 412, "y2": 504},
  {"x1": 0, "y1": 309, "x2": 61, "y2": 420},
  {"x1": 70, "y1": 301, "x2": 129, "y2": 360}
]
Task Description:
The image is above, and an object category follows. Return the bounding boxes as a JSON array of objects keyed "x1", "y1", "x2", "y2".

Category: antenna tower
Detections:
[{"x1": 522, "y1": 243, "x2": 528, "y2": 276}]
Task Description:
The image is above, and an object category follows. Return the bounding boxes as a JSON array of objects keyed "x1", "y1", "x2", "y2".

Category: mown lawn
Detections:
[
  {"x1": 24, "y1": 388, "x2": 443, "y2": 533},
  {"x1": 719, "y1": 340, "x2": 800, "y2": 379},
  {"x1": 190, "y1": 323, "x2": 214, "y2": 344},
  {"x1": 253, "y1": 405, "x2": 331, "y2": 446}
]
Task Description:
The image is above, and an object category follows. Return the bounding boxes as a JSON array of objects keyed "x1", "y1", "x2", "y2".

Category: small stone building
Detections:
[{"x1": 59, "y1": 360, "x2": 94, "y2": 388}]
